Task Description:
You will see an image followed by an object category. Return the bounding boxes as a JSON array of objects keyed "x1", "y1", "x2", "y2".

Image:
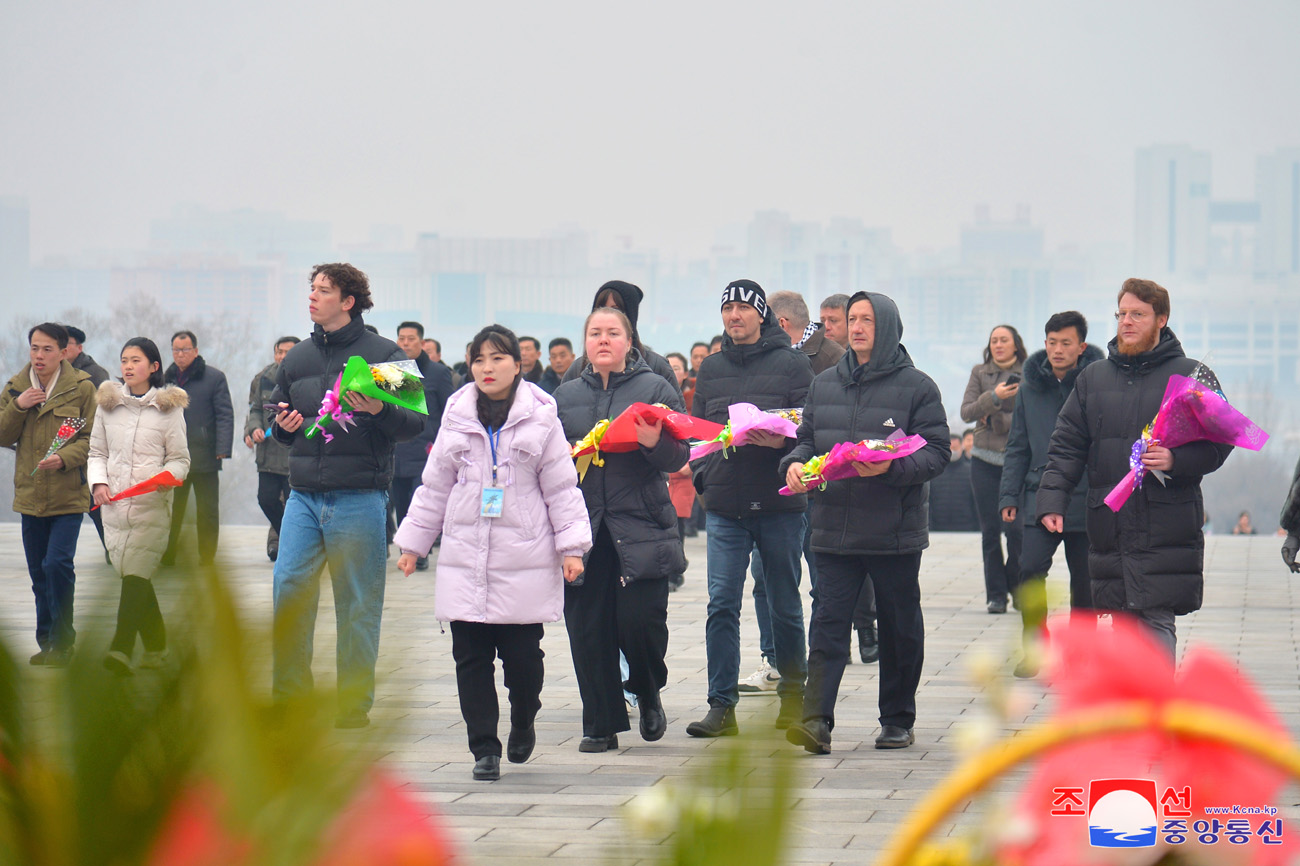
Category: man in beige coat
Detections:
[{"x1": 0, "y1": 323, "x2": 97, "y2": 666}]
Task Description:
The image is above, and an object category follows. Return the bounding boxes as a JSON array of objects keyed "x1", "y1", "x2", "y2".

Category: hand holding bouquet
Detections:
[
  {"x1": 32, "y1": 417, "x2": 85, "y2": 475},
  {"x1": 305, "y1": 357, "x2": 429, "y2": 441},
  {"x1": 571, "y1": 402, "x2": 723, "y2": 481},
  {"x1": 689, "y1": 403, "x2": 799, "y2": 460},
  {"x1": 780, "y1": 430, "x2": 928, "y2": 494}
]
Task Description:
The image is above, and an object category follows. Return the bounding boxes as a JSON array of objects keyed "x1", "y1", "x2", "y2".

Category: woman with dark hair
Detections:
[
  {"x1": 960, "y1": 324, "x2": 1027, "y2": 614},
  {"x1": 394, "y1": 324, "x2": 591, "y2": 782},
  {"x1": 553, "y1": 307, "x2": 689, "y2": 751},
  {"x1": 88, "y1": 338, "x2": 190, "y2": 675},
  {"x1": 561, "y1": 280, "x2": 681, "y2": 392}
]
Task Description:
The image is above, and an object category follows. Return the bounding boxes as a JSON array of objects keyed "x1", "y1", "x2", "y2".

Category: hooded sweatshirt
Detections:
[{"x1": 780, "y1": 293, "x2": 951, "y2": 554}]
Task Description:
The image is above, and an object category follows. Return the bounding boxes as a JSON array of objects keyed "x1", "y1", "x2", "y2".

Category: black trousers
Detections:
[
  {"x1": 564, "y1": 526, "x2": 670, "y2": 738},
  {"x1": 109, "y1": 575, "x2": 166, "y2": 655},
  {"x1": 1020, "y1": 525, "x2": 1092, "y2": 608},
  {"x1": 851, "y1": 577, "x2": 876, "y2": 629},
  {"x1": 391, "y1": 475, "x2": 420, "y2": 532},
  {"x1": 257, "y1": 472, "x2": 291, "y2": 536},
  {"x1": 450, "y1": 620, "x2": 544, "y2": 759},
  {"x1": 165, "y1": 471, "x2": 220, "y2": 564},
  {"x1": 970, "y1": 457, "x2": 1022, "y2": 602},
  {"x1": 805, "y1": 552, "x2": 924, "y2": 729}
]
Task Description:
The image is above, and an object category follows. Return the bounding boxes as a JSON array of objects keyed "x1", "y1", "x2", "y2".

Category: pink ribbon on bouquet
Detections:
[{"x1": 307, "y1": 372, "x2": 356, "y2": 443}]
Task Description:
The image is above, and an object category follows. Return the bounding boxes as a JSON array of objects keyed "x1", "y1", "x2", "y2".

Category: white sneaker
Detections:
[{"x1": 737, "y1": 660, "x2": 780, "y2": 694}]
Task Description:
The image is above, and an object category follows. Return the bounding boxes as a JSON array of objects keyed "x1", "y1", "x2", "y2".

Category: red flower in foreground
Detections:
[
  {"x1": 149, "y1": 771, "x2": 452, "y2": 866},
  {"x1": 999, "y1": 614, "x2": 1291, "y2": 866}
]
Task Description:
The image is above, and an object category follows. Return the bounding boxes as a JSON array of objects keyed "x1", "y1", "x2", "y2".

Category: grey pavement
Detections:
[{"x1": 2, "y1": 524, "x2": 1297, "y2": 864}]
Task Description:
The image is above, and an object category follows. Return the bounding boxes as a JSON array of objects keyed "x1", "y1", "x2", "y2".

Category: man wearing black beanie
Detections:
[
  {"x1": 561, "y1": 280, "x2": 680, "y2": 392},
  {"x1": 686, "y1": 279, "x2": 813, "y2": 737}
]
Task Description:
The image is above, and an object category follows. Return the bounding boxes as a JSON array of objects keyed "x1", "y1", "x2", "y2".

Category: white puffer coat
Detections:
[{"x1": 87, "y1": 382, "x2": 190, "y2": 578}]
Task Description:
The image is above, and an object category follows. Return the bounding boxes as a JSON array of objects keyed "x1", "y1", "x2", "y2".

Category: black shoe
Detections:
[
  {"x1": 786, "y1": 718, "x2": 832, "y2": 754},
  {"x1": 1013, "y1": 657, "x2": 1039, "y2": 679},
  {"x1": 638, "y1": 692, "x2": 667, "y2": 742},
  {"x1": 774, "y1": 694, "x2": 804, "y2": 730},
  {"x1": 472, "y1": 755, "x2": 500, "y2": 781},
  {"x1": 987, "y1": 599, "x2": 1007, "y2": 614},
  {"x1": 103, "y1": 650, "x2": 132, "y2": 677},
  {"x1": 507, "y1": 725, "x2": 535, "y2": 763},
  {"x1": 29, "y1": 649, "x2": 48, "y2": 666},
  {"x1": 415, "y1": 557, "x2": 429, "y2": 571},
  {"x1": 686, "y1": 701, "x2": 738, "y2": 738},
  {"x1": 267, "y1": 529, "x2": 279, "y2": 562},
  {"x1": 578, "y1": 734, "x2": 619, "y2": 752},
  {"x1": 859, "y1": 624, "x2": 879, "y2": 664},
  {"x1": 44, "y1": 646, "x2": 75, "y2": 668},
  {"x1": 334, "y1": 710, "x2": 370, "y2": 729},
  {"x1": 875, "y1": 725, "x2": 915, "y2": 749}
]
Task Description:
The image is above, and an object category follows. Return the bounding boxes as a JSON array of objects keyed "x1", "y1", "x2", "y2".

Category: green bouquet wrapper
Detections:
[{"x1": 338, "y1": 356, "x2": 429, "y2": 415}]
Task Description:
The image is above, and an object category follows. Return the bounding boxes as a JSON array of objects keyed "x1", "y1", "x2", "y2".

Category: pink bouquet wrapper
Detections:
[
  {"x1": 1103, "y1": 374, "x2": 1269, "y2": 512},
  {"x1": 779, "y1": 429, "x2": 928, "y2": 495},
  {"x1": 688, "y1": 402, "x2": 799, "y2": 460}
]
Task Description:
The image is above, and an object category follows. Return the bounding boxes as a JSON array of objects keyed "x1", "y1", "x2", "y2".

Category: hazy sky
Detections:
[{"x1": 4, "y1": 0, "x2": 1299, "y2": 262}]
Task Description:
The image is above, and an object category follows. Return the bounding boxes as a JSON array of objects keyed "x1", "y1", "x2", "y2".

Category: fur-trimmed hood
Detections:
[{"x1": 97, "y1": 381, "x2": 189, "y2": 412}]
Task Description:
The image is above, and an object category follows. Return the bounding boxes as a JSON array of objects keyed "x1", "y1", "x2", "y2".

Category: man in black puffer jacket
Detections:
[
  {"x1": 780, "y1": 291, "x2": 949, "y2": 754},
  {"x1": 1038, "y1": 279, "x2": 1232, "y2": 659},
  {"x1": 685, "y1": 279, "x2": 814, "y2": 738},
  {"x1": 269, "y1": 263, "x2": 424, "y2": 729},
  {"x1": 998, "y1": 311, "x2": 1103, "y2": 678}
]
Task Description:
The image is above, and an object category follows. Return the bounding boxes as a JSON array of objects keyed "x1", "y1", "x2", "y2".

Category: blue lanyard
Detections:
[{"x1": 487, "y1": 426, "x2": 501, "y2": 484}]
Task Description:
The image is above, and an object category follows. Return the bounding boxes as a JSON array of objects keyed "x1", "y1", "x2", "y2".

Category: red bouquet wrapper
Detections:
[
  {"x1": 572, "y1": 403, "x2": 723, "y2": 458},
  {"x1": 92, "y1": 470, "x2": 184, "y2": 511}
]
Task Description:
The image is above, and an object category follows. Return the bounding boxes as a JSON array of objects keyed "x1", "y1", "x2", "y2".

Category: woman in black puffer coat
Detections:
[{"x1": 553, "y1": 307, "x2": 689, "y2": 753}]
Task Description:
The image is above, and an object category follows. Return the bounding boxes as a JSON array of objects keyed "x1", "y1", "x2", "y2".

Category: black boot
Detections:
[
  {"x1": 774, "y1": 693, "x2": 804, "y2": 730},
  {"x1": 786, "y1": 718, "x2": 832, "y2": 754},
  {"x1": 859, "y1": 623, "x2": 879, "y2": 664},
  {"x1": 472, "y1": 755, "x2": 500, "y2": 780},
  {"x1": 638, "y1": 691, "x2": 667, "y2": 741},
  {"x1": 685, "y1": 700, "x2": 738, "y2": 738},
  {"x1": 507, "y1": 724, "x2": 535, "y2": 763}
]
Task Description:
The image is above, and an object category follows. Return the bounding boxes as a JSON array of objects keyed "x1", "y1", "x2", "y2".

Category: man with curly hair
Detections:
[{"x1": 269, "y1": 263, "x2": 424, "y2": 728}]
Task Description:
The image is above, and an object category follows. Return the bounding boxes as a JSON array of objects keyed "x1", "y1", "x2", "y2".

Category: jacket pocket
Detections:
[
  {"x1": 1144, "y1": 483, "x2": 1201, "y2": 549},
  {"x1": 1085, "y1": 489, "x2": 1118, "y2": 552}
]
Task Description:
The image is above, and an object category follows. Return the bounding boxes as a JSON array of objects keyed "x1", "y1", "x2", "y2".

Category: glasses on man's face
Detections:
[
  {"x1": 1114, "y1": 310, "x2": 1150, "y2": 323},
  {"x1": 172, "y1": 347, "x2": 196, "y2": 355}
]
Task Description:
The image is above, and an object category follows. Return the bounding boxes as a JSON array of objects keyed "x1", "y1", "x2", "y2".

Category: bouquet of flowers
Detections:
[
  {"x1": 1103, "y1": 372, "x2": 1268, "y2": 512},
  {"x1": 90, "y1": 470, "x2": 184, "y2": 511},
  {"x1": 305, "y1": 357, "x2": 429, "y2": 441},
  {"x1": 766, "y1": 407, "x2": 803, "y2": 425},
  {"x1": 571, "y1": 402, "x2": 723, "y2": 481},
  {"x1": 779, "y1": 429, "x2": 928, "y2": 494},
  {"x1": 689, "y1": 403, "x2": 800, "y2": 461},
  {"x1": 32, "y1": 417, "x2": 85, "y2": 475}
]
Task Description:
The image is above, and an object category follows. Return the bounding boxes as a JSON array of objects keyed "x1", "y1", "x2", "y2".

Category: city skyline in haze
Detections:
[{"x1": 4, "y1": 1, "x2": 1300, "y2": 263}]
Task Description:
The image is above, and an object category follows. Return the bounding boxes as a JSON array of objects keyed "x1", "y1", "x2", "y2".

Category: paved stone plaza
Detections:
[{"x1": 2, "y1": 525, "x2": 1297, "y2": 864}]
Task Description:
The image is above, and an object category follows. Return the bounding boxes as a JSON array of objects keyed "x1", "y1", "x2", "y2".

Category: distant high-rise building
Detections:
[
  {"x1": 960, "y1": 204, "x2": 1044, "y2": 266},
  {"x1": 0, "y1": 196, "x2": 31, "y2": 304},
  {"x1": 1256, "y1": 147, "x2": 1300, "y2": 277},
  {"x1": 1135, "y1": 145, "x2": 1212, "y2": 278}
]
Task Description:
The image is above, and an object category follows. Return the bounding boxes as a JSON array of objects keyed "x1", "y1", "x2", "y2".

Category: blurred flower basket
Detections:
[{"x1": 878, "y1": 615, "x2": 1297, "y2": 866}]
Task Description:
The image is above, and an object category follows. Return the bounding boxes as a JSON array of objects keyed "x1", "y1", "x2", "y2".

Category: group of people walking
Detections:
[{"x1": 5, "y1": 266, "x2": 1245, "y2": 779}]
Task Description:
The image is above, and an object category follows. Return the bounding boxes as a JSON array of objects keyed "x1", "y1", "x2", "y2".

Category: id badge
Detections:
[{"x1": 481, "y1": 487, "x2": 504, "y2": 518}]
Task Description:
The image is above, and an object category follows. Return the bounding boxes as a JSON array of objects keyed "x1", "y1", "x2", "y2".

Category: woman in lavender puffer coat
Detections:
[{"x1": 394, "y1": 324, "x2": 592, "y2": 782}]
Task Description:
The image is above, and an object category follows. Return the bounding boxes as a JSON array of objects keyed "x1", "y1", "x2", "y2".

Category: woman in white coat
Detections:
[{"x1": 88, "y1": 337, "x2": 190, "y2": 675}]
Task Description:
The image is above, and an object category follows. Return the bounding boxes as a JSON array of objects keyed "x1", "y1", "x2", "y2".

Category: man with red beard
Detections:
[{"x1": 1036, "y1": 279, "x2": 1232, "y2": 658}]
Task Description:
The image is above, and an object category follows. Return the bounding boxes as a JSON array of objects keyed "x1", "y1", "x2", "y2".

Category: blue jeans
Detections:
[
  {"x1": 273, "y1": 489, "x2": 388, "y2": 716},
  {"x1": 21, "y1": 513, "x2": 82, "y2": 651},
  {"x1": 750, "y1": 507, "x2": 818, "y2": 662},
  {"x1": 705, "y1": 511, "x2": 807, "y2": 705}
]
